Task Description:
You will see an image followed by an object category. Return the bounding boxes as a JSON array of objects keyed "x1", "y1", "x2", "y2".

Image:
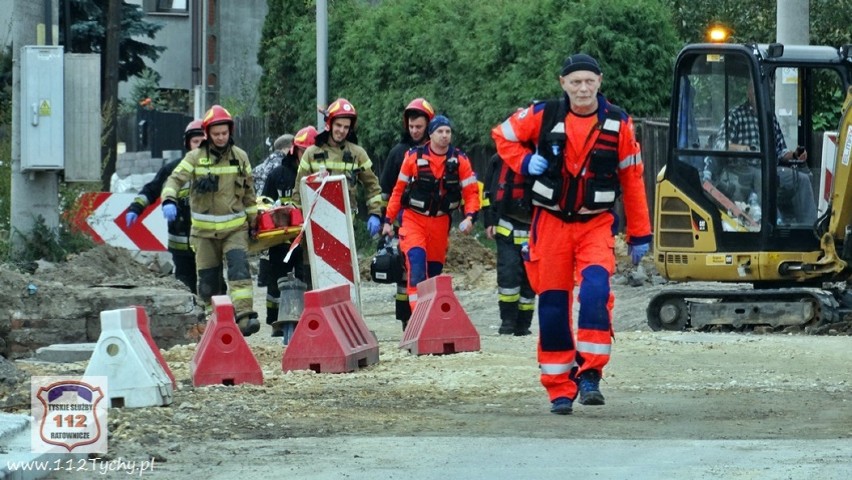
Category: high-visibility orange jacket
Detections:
[
  {"x1": 491, "y1": 94, "x2": 651, "y2": 245},
  {"x1": 385, "y1": 145, "x2": 480, "y2": 223},
  {"x1": 386, "y1": 144, "x2": 480, "y2": 306}
]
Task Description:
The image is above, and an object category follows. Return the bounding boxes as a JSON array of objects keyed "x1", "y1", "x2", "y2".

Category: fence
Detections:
[
  {"x1": 117, "y1": 111, "x2": 270, "y2": 167},
  {"x1": 638, "y1": 118, "x2": 669, "y2": 222}
]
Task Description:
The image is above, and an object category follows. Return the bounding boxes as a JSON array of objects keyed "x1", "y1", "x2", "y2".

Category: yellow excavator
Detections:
[{"x1": 648, "y1": 42, "x2": 852, "y2": 332}]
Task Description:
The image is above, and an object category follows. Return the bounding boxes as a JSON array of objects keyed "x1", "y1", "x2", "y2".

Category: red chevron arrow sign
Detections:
[{"x1": 69, "y1": 192, "x2": 168, "y2": 251}]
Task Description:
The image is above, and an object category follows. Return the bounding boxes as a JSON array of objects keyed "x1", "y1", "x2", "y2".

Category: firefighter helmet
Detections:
[
  {"x1": 291, "y1": 125, "x2": 318, "y2": 154},
  {"x1": 183, "y1": 119, "x2": 205, "y2": 150},
  {"x1": 324, "y1": 98, "x2": 357, "y2": 131},
  {"x1": 202, "y1": 105, "x2": 234, "y2": 134},
  {"x1": 403, "y1": 98, "x2": 435, "y2": 128}
]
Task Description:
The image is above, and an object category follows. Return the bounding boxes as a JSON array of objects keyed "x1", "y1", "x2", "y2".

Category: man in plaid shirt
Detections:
[{"x1": 706, "y1": 81, "x2": 816, "y2": 225}]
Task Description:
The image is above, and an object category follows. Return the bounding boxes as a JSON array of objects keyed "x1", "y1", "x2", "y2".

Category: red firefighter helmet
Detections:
[
  {"x1": 290, "y1": 125, "x2": 318, "y2": 154},
  {"x1": 183, "y1": 119, "x2": 205, "y2": 150},
  {"x1": 202, "y1": 105, "x2": 234, "y2": 134},
  {"x1": 403, "y1": 98, "x2": 435, "y2": 128},
  {"x1": 324, "y1": 98, "x2": 357, "y2": 131}
]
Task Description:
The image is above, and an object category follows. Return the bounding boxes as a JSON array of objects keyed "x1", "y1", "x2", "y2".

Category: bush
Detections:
[
  {"x1": 258, "y1": 0, "x2": 680, "y2": 168},
  {"x1": 6, "y1": 215, "x2": 94, "y2": 269}
]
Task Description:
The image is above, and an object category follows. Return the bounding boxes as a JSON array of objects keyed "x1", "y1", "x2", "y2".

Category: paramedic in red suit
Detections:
[
  {"x1": 382, "y1": 115, "x2": 480, "y2": 310},
  {"x1": 492, "y1": 53, "x2": 652, "y2": 415}
]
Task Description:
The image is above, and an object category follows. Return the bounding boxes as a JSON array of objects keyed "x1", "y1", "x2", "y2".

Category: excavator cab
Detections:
[{"x1": 649, "y1": 43, "x2": 852, "y2": 331}]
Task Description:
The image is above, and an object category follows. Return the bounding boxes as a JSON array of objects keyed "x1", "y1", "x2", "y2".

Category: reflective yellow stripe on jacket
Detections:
[{"x1": 191, "y1": 211, "x2": 247, "y2": 231}]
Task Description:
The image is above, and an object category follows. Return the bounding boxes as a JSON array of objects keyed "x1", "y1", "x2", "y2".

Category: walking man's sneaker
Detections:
[
  {"x1": 577, "y1": 370, "x2": 605, "y2": 405},
  {"x1": 550, "y1": 397, "x2": 573, "y2": 415}
]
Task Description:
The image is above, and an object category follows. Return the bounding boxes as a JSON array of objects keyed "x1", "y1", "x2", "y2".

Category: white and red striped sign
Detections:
[
  {"x1": 70, "y1": 192, "x2": 168, "y2": 251},
  {"x1": 299, "y1": 174, "x2": 362, "y2": 315}
]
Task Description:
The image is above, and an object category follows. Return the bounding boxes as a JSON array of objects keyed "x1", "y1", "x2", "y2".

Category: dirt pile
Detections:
[{"x1": 33, "y1": 245, "x2": 187, "y2": 289}]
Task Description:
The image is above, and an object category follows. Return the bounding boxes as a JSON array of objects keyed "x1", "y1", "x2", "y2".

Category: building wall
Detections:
[
  {"x1": 119, "y1": 0, "x2": 266, "y2": 115},
  {"x1": 0, "y1": 0, "x2": 13, "y2": 47},
  {"x1": 119, "y1": 0, "x2": 194, "y2": 101}
]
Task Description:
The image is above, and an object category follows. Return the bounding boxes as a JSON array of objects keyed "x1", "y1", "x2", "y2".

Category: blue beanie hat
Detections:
[
  {"x1": 428, "y1": 115, "x2": 452, "y2": 135},
  {"x1": 560, "y1": 53, "x2": 601, "y2": 76}
]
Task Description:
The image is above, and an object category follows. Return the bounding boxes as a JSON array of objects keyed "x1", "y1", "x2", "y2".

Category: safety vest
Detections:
[
  {"x1": 532, "y1": 99, "x2": 623, "y2": 221},
  {"x1": 402, "y1": 146, "x2": 462, "y2": 217},
  {"x1": 489, "y1": 154, "x2": 532, "y2": 223}
]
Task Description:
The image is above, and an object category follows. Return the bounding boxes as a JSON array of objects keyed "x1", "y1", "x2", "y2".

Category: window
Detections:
[{"x1": 157, "y1": 0, "x2": 188, "y2": 12}]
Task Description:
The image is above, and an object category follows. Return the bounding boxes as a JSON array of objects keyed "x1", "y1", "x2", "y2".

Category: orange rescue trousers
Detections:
[{"x1": 526, "y1": 211, "x2": 616, "y2": 401}]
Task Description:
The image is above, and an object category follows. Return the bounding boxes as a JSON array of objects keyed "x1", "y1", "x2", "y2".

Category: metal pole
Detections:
[
  {"x1": 43, "y1": 0, "x2": 51, "y2": 45},
  {"x1": 775, "y1": 0, "x2": 809, "y2": 143},
  {"x1": 10, "y1": 0, "x2": 61, "y2": 252},
  {"x1": 316, "y1": 0, "x2": 328, "y2": 130}
]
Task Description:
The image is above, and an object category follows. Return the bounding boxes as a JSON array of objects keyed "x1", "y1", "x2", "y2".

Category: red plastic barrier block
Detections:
[
  {"x1": 191, "y1": 296, "x2": 264, "y2": 386},
  {"x1": 282, "y1": 284, "x2": 379, "y2": 373},
  {"x1": 133, "y1": 305, "x2": 176, "y2": 389},
  {"x1": 399, "y1": 275, "x2": 480, "y2": 355}
]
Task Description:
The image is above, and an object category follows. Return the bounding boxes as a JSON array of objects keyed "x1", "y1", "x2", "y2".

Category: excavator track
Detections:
[{"x1": 646, "y1": 288, "x2": 849, "y2": 332}]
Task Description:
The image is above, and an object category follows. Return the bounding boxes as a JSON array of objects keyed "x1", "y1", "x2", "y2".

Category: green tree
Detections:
[
  {"x1": 259, "y1": 0, "x2": 680, "y2": 165},
  {"x1": 60, "y1": 0, "x2": 165, "y2": 84},
  {"x1": 258, "y1": 0, "x2": 336, "y2": 136},
  {"x1": 324, "y1": 0, "x2": 678, "y2": 162},
  {"x1": 555, "y1": 0, "x2": 680, "y2": 117}
]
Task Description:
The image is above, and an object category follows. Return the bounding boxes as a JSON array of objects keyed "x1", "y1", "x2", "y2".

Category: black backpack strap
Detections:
[{"x1": 538, "y1": 98, "x2": 568, "y2": 169}]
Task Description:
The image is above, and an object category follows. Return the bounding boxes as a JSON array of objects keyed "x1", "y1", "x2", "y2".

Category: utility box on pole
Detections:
[{"x1": 20, "y1": 45, "x2": 64, "y2": 171}]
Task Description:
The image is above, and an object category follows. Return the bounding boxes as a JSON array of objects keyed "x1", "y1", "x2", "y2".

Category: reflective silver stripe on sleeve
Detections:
[
  {"x1": 618, "y1": 152, "x2": 641, "y2": 170},
  {"x1": 460, "y1": 176, "x2": 477, "y2": 188},
  {"x1": 500, "y1": 119, "x2": 518, "y2": 142}
]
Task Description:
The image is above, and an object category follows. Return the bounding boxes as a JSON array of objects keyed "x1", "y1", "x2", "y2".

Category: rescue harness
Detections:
[
  {"x1": 311, "y1": 147, "x2": 363, "y2": 182},
  {"x1": 531, "y1": 99, "x2": 623, "y2": 222},
  {"x1": 490, "y1": 155, "x2": 533, "y2": 222},
  {"x1": 402, "y1": 146, "x2": 462, "y2": 217}
]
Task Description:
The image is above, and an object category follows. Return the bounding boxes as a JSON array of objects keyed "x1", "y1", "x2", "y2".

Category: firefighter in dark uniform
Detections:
[
  {"x1": 261, "y1": 125, "x2": 317, "y2": 336},
  {"x1": 379, "y1": 98, "x2": 435, "y2": 330},
  {"x1": 482, "y1": 153, "x2": 536, "y2": 336}
]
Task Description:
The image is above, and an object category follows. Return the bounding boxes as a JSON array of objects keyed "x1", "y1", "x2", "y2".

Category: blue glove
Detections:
[
  {"x1": 125, "y1": 211, "x2": 138, "y2": 228},
  {"x1": 628, "y1": 243, "x2": 649, "y2": 265},
  {"x1": 527, "y1": 153, "x2": 548, "y2": 175},
  {"x1": 367, "y1": 215, "x2": 381, "y2": 237},
  {"x1": 521, "y1": 242, "x2": 530, "y2": 262},
  {"x1": 162, "y1": 203, "x2": 177, "y2": 222}
]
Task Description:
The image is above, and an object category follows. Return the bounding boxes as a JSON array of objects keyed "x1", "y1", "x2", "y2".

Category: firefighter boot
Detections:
[
  {"x1": 396, "y1": 285, "x2": 411, "y2": 332},
  {"x1": 577, "y1": 370, "x2": 605, "y2": 406},
  {"x1": 515, "y1": 310, "x2": 533, "y2": 336},
  {"x1": 550, "y1": 397, "x2": 573, "y2": 415},
  {"x1": 270, "y1": 320, "x2": 284, "y2": 337},
  {"x1": 396, "y1": 299, "x2": 411, "y2": 332},
  {"x1": 257, "y1": 255, "x2": 270, "y2": 287},
  {"x1": 235, "y1": 311, "x2": 261, "y2": 337},
  {"x1": 497, "y1": 301, "x2": 518, "y2": 335}
]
